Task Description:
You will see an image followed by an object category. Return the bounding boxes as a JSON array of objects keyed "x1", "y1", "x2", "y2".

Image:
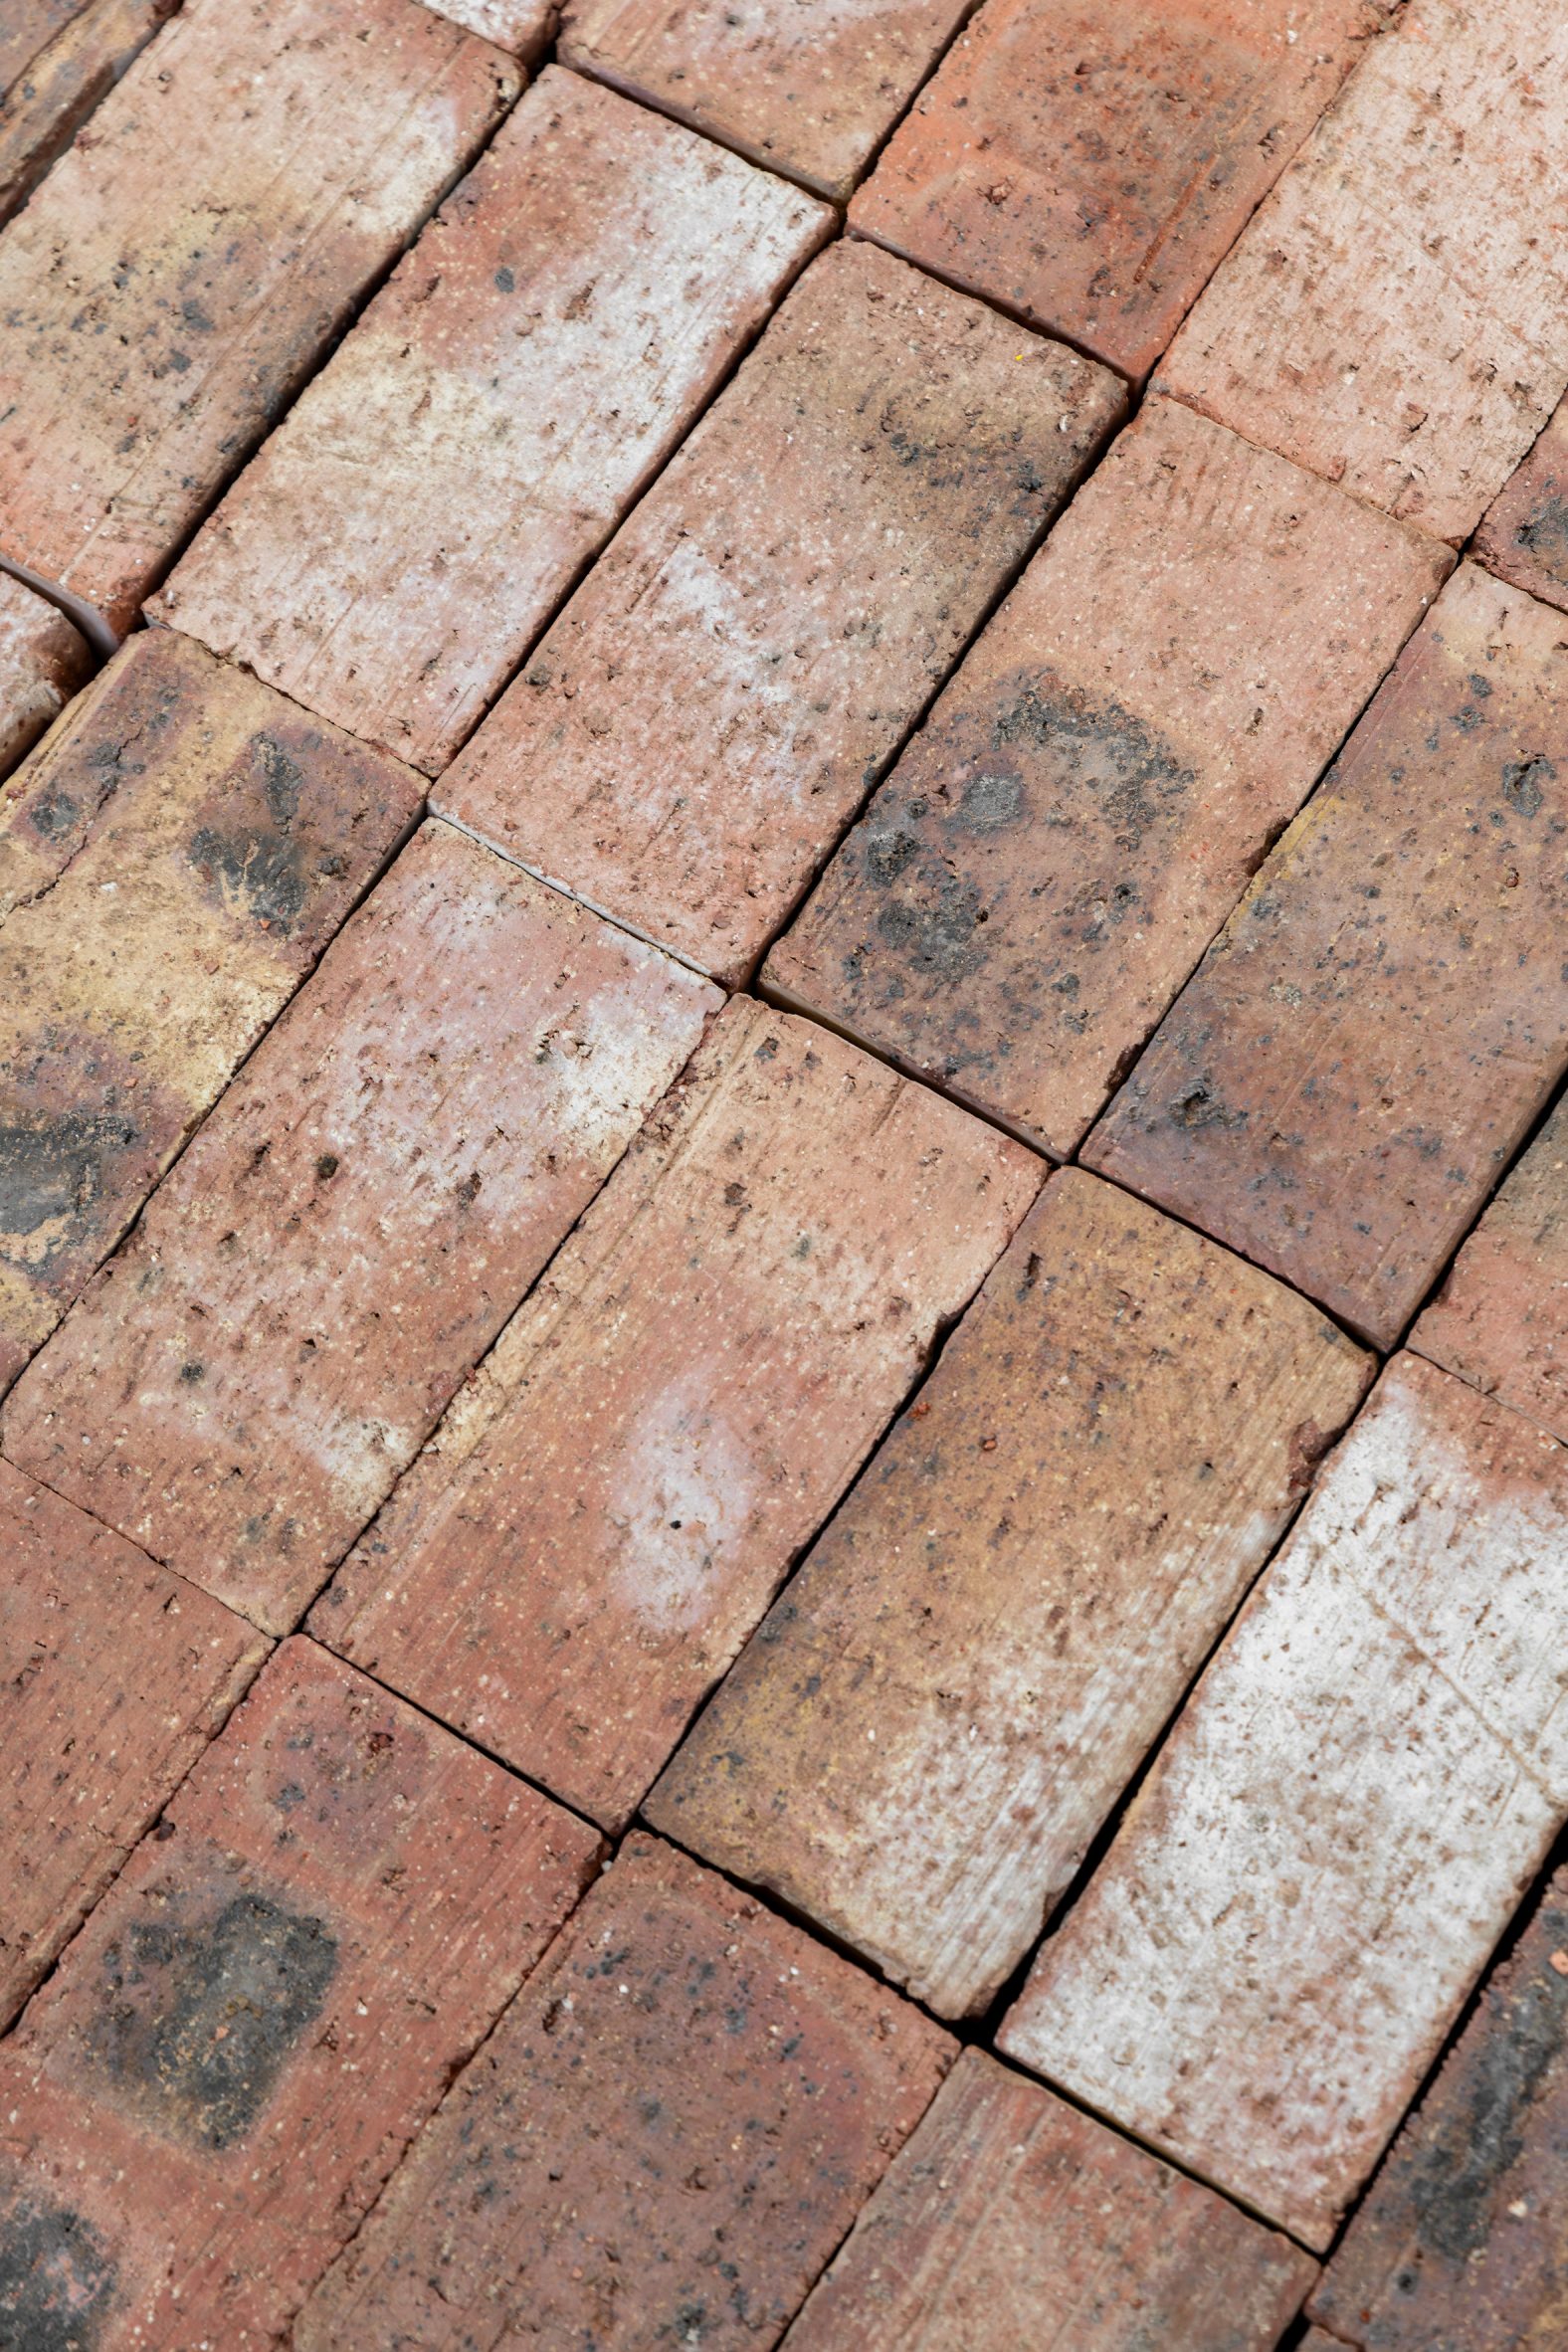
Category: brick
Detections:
[
  {"x1": 153, "y1": 71, "x2": 833, "y2": 777},
  {"x1": 1310, "y1": 1864, "x2": 1568, "y2": 2346},
  {"x1": 296, "y1": 1833, "x2": 953, "y2": 2352},
  {"x1": 849, "y1": 0, "x2": 1390, "y2": 383},
  {"x1": 311, "y1": 996, "x2": 1039, "y2": 1827},
  {"x1": 1412, "y1": 1095, "x2": 1568, "y2": 1445},
  {"x1": 0, "y1": 1457, "x2": 267, "y2": 2032},
  {"x1": 999, "y1": 1352, "x2": 1568, "y2": 2252},
  {"x1": 781, "y1": 2050, "x2": 1317, "y2": 2351},
  {"x1": 1160, "y1": 0, "x2": 1568, "y2": 543},
  {"x1": 421, "y1": 0, "x2": 551, "y2": 59},
  {"x1": 1474, "y1": 393, "x2": 1568, "y2": 620},
  {"x1": 439, "y1": 241, "x2": 1123, "y2": 989},
  {"x1": 647, "y1": 1168, "x2": 1370, "y2": 2015},
  {"x1": 560, "y1": 0, "x2": 973, "y2": 202},
  {"x1": 765, "y1": 396, "x2": 1450, "y2": 1158},
  {"x1": 0, "y1": 1636, "x2": 601, "y2": 2350},
  {"x1": 1083, "y1": 562, "x2": 1568, "y2": 1349},
  {"x1": 2, "y1": 820, "x2": 718, "y2": 1629},
  {"x1": 0, "y1": 630, "x2": 421, "y2": 1395},
  {"x1": 0, "y1": 0, "x2": 519, "y2": 632},
  {"x1": 0, "y1": 0, "x2": 83, "y2": 89},
  {"x1": 0, "y1": 569, "x2": 90, "y2": 783},
  {"x1": 0, "y1": 0, "x2": 176, "y2": 228}
]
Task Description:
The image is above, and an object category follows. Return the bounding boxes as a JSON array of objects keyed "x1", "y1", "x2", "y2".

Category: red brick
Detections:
[
  {"x1": 0, "y1": 0, "x2": 83, "y2": 88},
  {"x1": 1310, "y1": 1863, "x2": 1568, "y2": 2345},
  {"x1": 0, "y1": 1457, "x2": 267, "y2": 2032},
  {"x1": 999, "y1": 1353, "x2": 1568, "y2": 2251},
  {"x1": 849, "y1": 0, "x2": 1391, "y2": 383},
  {"x1": 153, "y1": 69, "x2": 832, "y2": 775},
  {"x1": 1160, "y1": 0, "x2": 1568, "y2": 543},
  {"x1": 765, "y1": 395, "x2": 1450, "y2": 1158},
  {"x1": 1474, "y1": 394, "x2": 1568, "y2": 620},
  {"x1": 0, "y1": 0, "x2": 519, "y2": 631},
  {"x1": 1412, "y1": 1094, "x2": 1568, "y2": 1445},
  {"x1": 647, "y1": 1168, "x2": 1370, "y2": 2015},
  {"x1": 1083, "y1": 562, "x2": 1568, "y2": 1348},
  {"x1": 311, "y1": 996, "x2": 1039, "y2": 1827},
  {"x1": 438, "y1": 239, "x2": 1123, "y2": 987},
  {"x1": 782, "y1": 2050, "x2": 1317, "y2": 2351},
  {"x1": 296, "y1": 1833, "x2": 953, "y2": 2352},
  {"x1": 0, "y1": 1636, "x2": 601, "y2": 2350},
  {"x1": 0, "y1": 0, "x2": 176, "y2": 227},
  {"x1": 422, "y1": 0, "x2": 552, "y2": 58},
  {"x1": 0, "y1": 630, "x2": 422, "y2": 1395},
  {"x1": 560, "y1": 0, "x2": 974, "y2": 202},
  {"x1": 2, "y1": 820, "x2": 718, "y2": 1630},
  {"x1": 0, "y1": 569, "x2": 90, "y2": 783}
]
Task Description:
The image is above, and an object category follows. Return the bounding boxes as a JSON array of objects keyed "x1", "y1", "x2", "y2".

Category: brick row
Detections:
[{"x1": 0, "y1": 0, "x2": 174, "y2": 229}]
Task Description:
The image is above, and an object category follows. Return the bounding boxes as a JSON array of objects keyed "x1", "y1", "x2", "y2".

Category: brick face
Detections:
[
  {"x1": 766, "y1": 395, "x2": 1450, "y2": 1158},
  {"x1": 154, "y1": 68, "x2": 832, "y2": 775},
  {"x1": 0, "y1": 569, "x2": 91, "y2": 784},
  {"x1": 1084, "y1": 562, "x2": 1568, "y2": 1348},
  {"x1": 850, "y1": 0, "x2": 1393, "y2": 381},
  {"x1": 0, "y1": 1638, "x2": 601, "y2": 2350},
  {"x1": 421, "y1": 0, "x2": 553, "y2": 56},
  {"x1": 0, "y1": 1457, "x2": 267, "y2": 2032},
  {"x1": 0, "y1": 0, "x2": 520, "y2": 630},
  {"x1": 0, "y1": 0, "x2": 177, "y2": 229},
  {"x1": 312, "y1": 997, "x2": 1040, "y2": 1827},
  {"x1": 296, "y1": 1834, "x2": 954, "y2": 2352},
  {"x1": 1000, "y1": 1353, "x2": 1568, "y2": 2251},
  {"x1": 439, "y1": 238, "x2": 1123, "y2": 986},
  {"x1": 2, "y1": 820, "x2": 718, "y2": 1629},
  {"x1": 0, "y1": 631, "x2": 422, "y2": 1395},
  {"x1": 1474, "y1": 394, "x2": 1568, "y2": 619}
]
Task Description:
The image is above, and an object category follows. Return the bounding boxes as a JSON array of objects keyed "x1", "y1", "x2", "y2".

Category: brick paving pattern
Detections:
[{"x1": 2, "y1": 0, "x2": 1567, "y2": 2341}]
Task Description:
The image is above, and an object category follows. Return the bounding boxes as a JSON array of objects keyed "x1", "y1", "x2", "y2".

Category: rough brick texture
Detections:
[
  {"x1": 0, "y1": 630, "x2": 421, "y2": 1395},
  {"x1": 1161, "y1": 0, "x2": 1568, "y2": 542},
  {"x1": 297, "y1": 1834, "x2": 953, "y2": 2352},
  {"x1": 0, "y1": 1457, "x2": 267, "y2": 2032},
  {"x1": 0, "y1": 0, "x2": 519, "y2": 631},
  {"x1": 313, "y1": 996, "x2": 1039, "y2": 1827},
  {"x1": 0, "y1": 571, "x2": 91, "y2": 784},
  {"x1": 561, "y1": 0, "x2": 973, "y2": 202},
  {"x1": 1312, "y1": 1863, "x2": 1568, "y2": 2344},
  {"x1": 155, "y1": 68, "x2": 832, "y2": 775},
  {"x1": 422, "y1": 0, "x2": 552, "y2": 57},
  {"x1": 850, "y1": 0, "x2": 1393, "y2": 382},
  {"x1": 1084, "y1": 563, "x2": 1568, "y2": 1348},
  {"x1": 782, "y1": 2050, "x2": 1318, "y2": 2351},
  {"x1": 648, "y1": 1168, "x2": 1370, "y2": 2016},
  {"x1": 0, "y1": 0, "x2": 176, "y2": 228},
  {"x1": 766, "y1": 395, "x2": 1450, "y2": 1157},
  {"x1": 1, "y1": 0, "x2": 84, "y2": 87},
  {"x1": 3, "y1": 820, "x2": 718, "y2": 1629},
  {"x1": 1001, "y1": 1353, "x2": 1568, "y2": 2251},
  {"x1": 439, "y1": 239, "x2": 1123, "y2": 986},
  {"x1": 0, "y1": 1637, "x2": 601, "y2": 2350},
  {"x1": 1413, "y1": 1093, "x2": 1568, "y2": 1445},
  {"x1": 1475, "y1": 394, "x2": 1568, "y2": 620}
]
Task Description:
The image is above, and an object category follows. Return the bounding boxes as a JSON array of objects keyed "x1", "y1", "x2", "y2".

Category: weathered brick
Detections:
[
  {"x1": 296, "y1": 1833, "x2": 953, "y2": 2352},
  {"x1": 560, "y1": 0, "x2": 973, "y2": 202},
  {"x1": 0, "y1": 1457, "x2": 267, "y2": 2032},
  {"x1": 1474, "y1": 394, "x2": 1568, "y2": 620},
  {"x1": 422, "y1": 0, "x2": 551, "y2": 58},
  {"x1": 0, "y1": 1636, "x2": 601, "y2": 2350},
  {"x1": 781, "y1": 2050, "x2": 1317, "y2": 2351},
  {"x1": 0, "y1": 0, "x2": 176, "y2": 228},
  {"x1": 0, "y1": 0, "x2": 83, "y2": 88},
  {"x1": 439, "y1": 240, "x2": 1122, "y2": 988},
  {"x1": 849, "y1": 0, "x2": 1391, "y2": 382},
  {"x1": 1083, "y1": 562, "x2": 1568, "y2": 1349},
  {"x1": 1412, "y1": 1095, "x2": 1568, "y2": 1445},
  {"x1": 154, "y1": 70, "x2": 832, "y2": 777},
  {"x1": 311, "y1": 996, "x2": 1039, "y2": 1827},
  {"x1": 1160, "y1": 0, "x2": 1568, "y2": 543},
  {"x1": 766, "y1": 396, "x2": 1450, "y2": 1158},
  {"x1": 647, "y1": 1168, "x2": 1370, "y2": 2015},
  {"x1": 1309, "y1": 1862, "x2": 1568, "y2": 2347},
  {"x1": 0, "y1": 0, "x2": 519, "y2": 633},
  {"x1": 0, "y1": 630, "x2": 422, "y2": 1395},
  {"x1": 0, "y1": 570, "x2": 90, "y2": 783},
  {"x1": 2, "y1": 820, "x2": 718, "y2": 1629},
  {"x1": 999, "y1": 1352, "x2": 1568, "y2": 2252}
]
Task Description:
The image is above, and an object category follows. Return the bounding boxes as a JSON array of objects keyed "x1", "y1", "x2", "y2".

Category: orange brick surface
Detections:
[
  {"x1": 0, "y1": 1638, "x2": 601, "y2": 2350},
  {"x1": 1475, "y1": 393, "x2": 1568, "y2": 619},
  {"x1": 0, "y1": 0, "x2": 175, "y2": 227}
]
